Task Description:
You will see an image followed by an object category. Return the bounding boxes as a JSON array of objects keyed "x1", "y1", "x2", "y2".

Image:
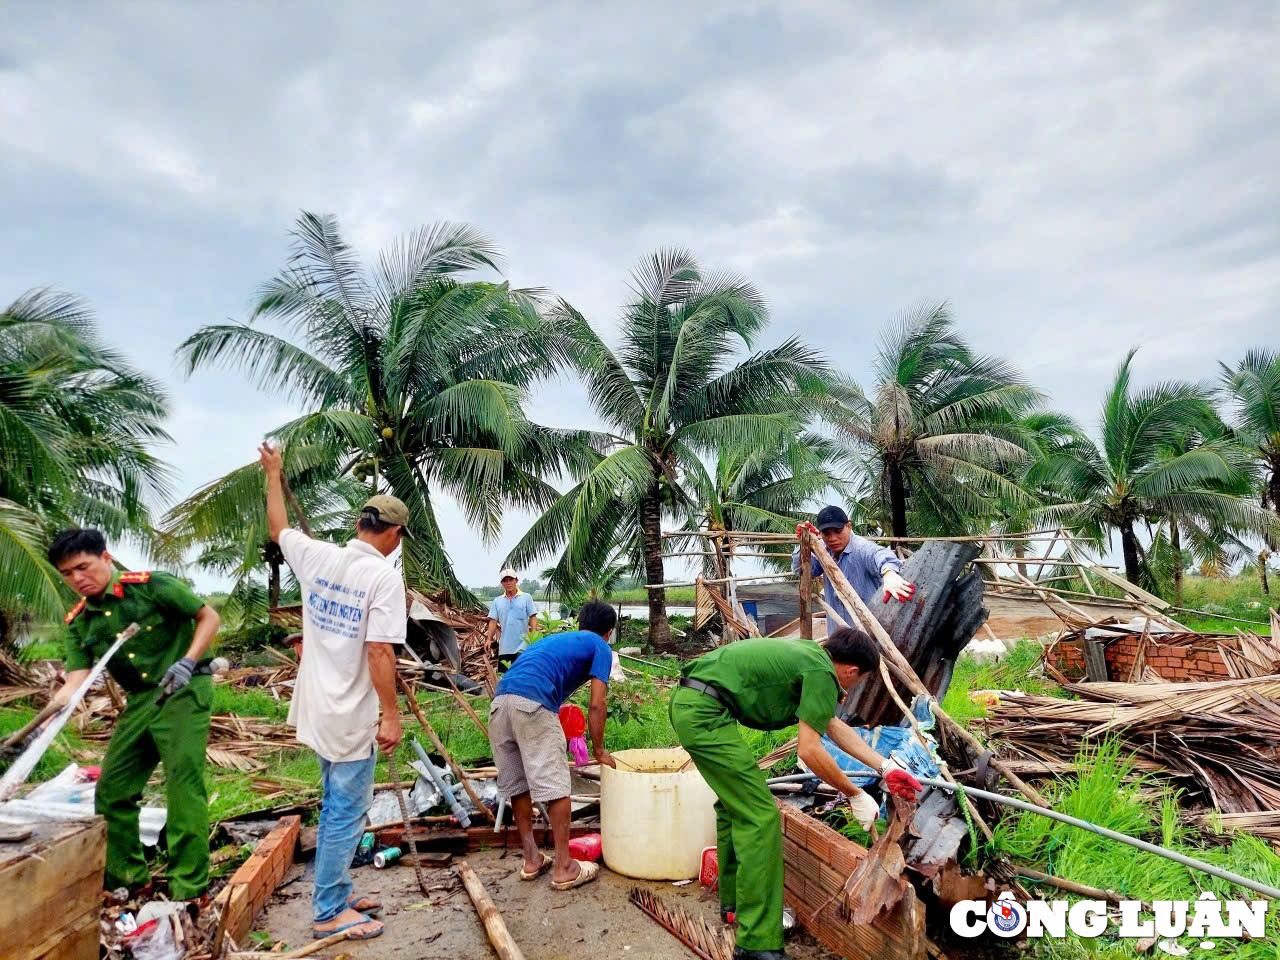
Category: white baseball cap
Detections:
[{"x1": 498, "y1": 567, "x2": 519, "y2": 580}]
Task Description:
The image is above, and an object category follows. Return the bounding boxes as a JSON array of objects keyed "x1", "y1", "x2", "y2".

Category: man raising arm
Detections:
[
  {"x1": 792, "y1": 505, "x2": 915, "y2": 627},
  {"x1": 260, "y1": 443, "x2": 407, "y2": 942}
]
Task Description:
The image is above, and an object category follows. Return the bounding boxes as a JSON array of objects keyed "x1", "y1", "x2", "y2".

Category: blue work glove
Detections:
[{"x1": 159, "y1": 657, "x2": 197, "y2": 696}]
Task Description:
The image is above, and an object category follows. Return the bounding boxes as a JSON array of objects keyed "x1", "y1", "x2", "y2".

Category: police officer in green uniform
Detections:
[
  {"x1": 670, "y1": 630, "x2": 923, "y2": 960},
  {"x1": 47, "y1": 529, "x2": 221, "y2": 903}
]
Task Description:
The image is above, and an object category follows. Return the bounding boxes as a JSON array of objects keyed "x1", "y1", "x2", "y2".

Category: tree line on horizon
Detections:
[{"x1": 3, "y1": 212, "x2": 1279, "y2": 646}]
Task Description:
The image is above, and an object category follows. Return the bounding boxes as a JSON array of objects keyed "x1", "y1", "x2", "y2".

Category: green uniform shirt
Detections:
[
  {"x1": 681, "y1": 637, "x2": 841, "y2": 732},
  {"x1": 62, "y1": 571, "x2": 207, "y2": 694}
]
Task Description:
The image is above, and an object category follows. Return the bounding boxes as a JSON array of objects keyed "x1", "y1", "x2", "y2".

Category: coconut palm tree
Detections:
[
  {"x1": 506, "y1": 249, "x2": 827, "y2": 645},
  {"x1": 174, "y1": 212, "x2": 594, "y2": 603},
  {"x1": 819, "y1": 302, "x2": 1042, "y2": 538},
  {"x1": 1, "y1": 289, "x2": 171, "y2": 638},
  {"x1": 674, "y1": 437, "x2": 846, "y2": 580},
  {"x1": 1034, "y1": 350, "x2": 1276, "y2": 586},
  {"x1": 1219, "y1": 349, "x2": 1280, "y2": 523},
  {"x1": 980, "y1": 410, "x2": 1092, "y2": 577}
]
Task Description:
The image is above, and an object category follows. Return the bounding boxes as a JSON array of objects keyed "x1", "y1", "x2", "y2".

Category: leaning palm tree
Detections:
[
  {"x1": 507, "y1": 249, "x2": 827, "y2": 645},
  {"x1": 981, "y1": 410, "x2": 1092, "y2": 577},
  {"x1": 1, "y1": 289, "x2": 171, "y2": 638},
  {"x1": 819, "y1": 302, "x2": 1042, "y2": 538},
  {"x1": 174, "y1": 212, "x2": 593, "y2": 603},
  {"x1": 1219, "y1": 349, "x2": 1280, "y2": 523},
  {"x1": 678, "y1": 437, "x2": 846, "y2": 579},
  {"x1": 1034, "y1": 350, "x2": 1276, "y2": 586}
]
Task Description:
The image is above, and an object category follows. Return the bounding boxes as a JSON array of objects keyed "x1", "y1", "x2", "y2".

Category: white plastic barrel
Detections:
[{"x1": 600, "y1": 747, "x2": 717, "y2": 880}]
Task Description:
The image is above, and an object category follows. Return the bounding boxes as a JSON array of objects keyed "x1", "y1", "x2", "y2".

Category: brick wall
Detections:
[{"x1": 1052, "y1": 632, "x2": 1232, "y2": 682}]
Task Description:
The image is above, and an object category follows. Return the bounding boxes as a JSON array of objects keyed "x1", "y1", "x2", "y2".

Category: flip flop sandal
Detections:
[
  {"x1": 520, "y1": 852, "x2": 553, "y2": 881},
  {"x1": 551, "y1": 859, "x2": 600, "y2": 891},
  {"x1": 347, "y1": 893, "x2": 383, "y2": 916},
  {"x1": 312, "y1": 912, "x2": 383, "y2": 940}
]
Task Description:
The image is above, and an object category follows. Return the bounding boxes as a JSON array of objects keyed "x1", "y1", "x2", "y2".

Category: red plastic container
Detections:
[
  {"x1": 699, "y1": 846, "x2": 718, "y2": 888},
  {"x1": 569, "y1": 834, "x2": 603, "y2": 862}
]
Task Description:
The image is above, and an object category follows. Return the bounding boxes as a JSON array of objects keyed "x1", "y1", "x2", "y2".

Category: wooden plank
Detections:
[
  {"x1": 1088, "y1": 564, "x2": 1170, "y2": 609},
  {"x1": 0, "y1": 818, "x2": 105, "y2": 960},
  {"x1": 214, "y1": 815, "x2": 300, "y2": 947},
  {"x1": 1083, "y1": 639, "x2": 1110, "y2": 681}
]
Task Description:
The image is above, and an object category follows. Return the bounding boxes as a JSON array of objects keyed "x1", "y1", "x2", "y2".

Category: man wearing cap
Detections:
[
  {"x1": 260, "y1": 444, "x2": 408, "y2": 942},
  {"x1": 792, "y1": 505, "x2": 916, "y2": 627},
  {"x1": 486, "y1": 567, "x2": 539, "y2": 669}
]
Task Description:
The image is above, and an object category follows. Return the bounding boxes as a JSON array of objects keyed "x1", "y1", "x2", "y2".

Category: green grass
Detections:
[
  {"x1": 15, "y1": 639, "x2": 63, "y2": 662},
  {"x1": 989, "y1": 740, "x2": 1280, "y2": 958},
  {"x1": 1176, "y1": 575, "x2": 1274, "y2": 634},
  {"x1": 0, "y1": 702, "x2": 97, "y2": 782},
  {"x1": 941, "y1": 639, "x2": 1069, "y2": 725}
]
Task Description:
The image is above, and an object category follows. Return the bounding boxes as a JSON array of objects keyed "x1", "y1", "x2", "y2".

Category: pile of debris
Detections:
[{"x1": 981, "y1": 675, "x2": 1280, "y2": 818}]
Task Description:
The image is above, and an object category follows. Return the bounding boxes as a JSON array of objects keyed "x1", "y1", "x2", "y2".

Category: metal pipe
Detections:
[
  {"x1": 915, "y1": 776, "x2": 1280, "y2": 901},
  {"x1": 411, "y1": 738, "x2": 471, "y2": 828}
]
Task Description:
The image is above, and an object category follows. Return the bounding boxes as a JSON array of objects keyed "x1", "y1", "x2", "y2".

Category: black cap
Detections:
[{"x1": 815, "y1": 505, "x2": 849, "y2": 531}]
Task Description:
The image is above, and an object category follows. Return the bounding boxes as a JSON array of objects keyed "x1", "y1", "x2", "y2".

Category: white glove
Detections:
[
  {"x1": 848, "y1": 790, "x2": 880, "y2": 831},
  {"x1": 881, "y1": 569, "x2": 916, "y2": 602}
]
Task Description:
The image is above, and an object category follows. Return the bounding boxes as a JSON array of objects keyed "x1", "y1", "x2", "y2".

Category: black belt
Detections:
[{"x1": 679, "y1": 677, "x2": 725, "y2": 704}]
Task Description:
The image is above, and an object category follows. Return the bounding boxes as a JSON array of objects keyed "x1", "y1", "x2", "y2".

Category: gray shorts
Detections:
[{"x1": 488, "y1": 694, "x2": 571, "y2": 803}]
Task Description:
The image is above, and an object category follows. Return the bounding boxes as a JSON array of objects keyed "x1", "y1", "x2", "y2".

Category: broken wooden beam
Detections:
[{"x1": 456, "y1": 859, "x2": 526, "y2": 960}]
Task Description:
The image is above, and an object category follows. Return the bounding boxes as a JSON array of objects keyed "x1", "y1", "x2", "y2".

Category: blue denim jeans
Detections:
[{"x1": 313, "y1": 749, "x2": 376, "y2": 923}]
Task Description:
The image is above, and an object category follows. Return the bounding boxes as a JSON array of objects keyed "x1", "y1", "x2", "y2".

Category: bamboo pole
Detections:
[
  {"x1": 799, "y1": 539, "x2": 813, "y2": 640},
  {"x1": 443, "y1": 671, "x2": 489, "y2": 737},
  {"x1": 395, "y1": 672, "x2": 495, "y2": 823},
  {"x1": 818, "y1": 597, "x2": 993, "y2": 840},
  {"x1": 456, "y1": 859, "x2": 527, "y2": 960},
  {"x1": 801, "y1": 530, "x2": 1050, "y2": 808},
  {"x1": 228, "y1": 929, "x2": 350, "y2": 958},
  {"x1": 645, "y1": 573, "x2": 797, "y2": 589}
]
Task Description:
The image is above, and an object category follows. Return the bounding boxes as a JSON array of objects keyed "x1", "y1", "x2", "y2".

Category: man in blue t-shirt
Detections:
[{"x1": 489, "y1": 599, "x2": 618, "y2": 891}]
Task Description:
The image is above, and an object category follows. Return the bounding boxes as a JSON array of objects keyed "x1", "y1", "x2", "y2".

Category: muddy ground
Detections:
[{"x1": 257, "y1": 848, "x2": 838, "y2": 960}]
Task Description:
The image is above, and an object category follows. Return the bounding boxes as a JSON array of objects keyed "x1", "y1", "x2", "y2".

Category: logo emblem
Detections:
[{"x1": 987, "y1": 893, "x2": 1026, "y2": 937}]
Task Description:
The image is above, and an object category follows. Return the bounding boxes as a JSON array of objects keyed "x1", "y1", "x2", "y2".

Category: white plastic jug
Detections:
[{"x1": 600, "y1": 747, "x2": 717, "y2": 880}]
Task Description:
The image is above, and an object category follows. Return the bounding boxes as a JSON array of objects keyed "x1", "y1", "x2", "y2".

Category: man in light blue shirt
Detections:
[
  {"x1": 791, "y1": 505, "x2": 916, "y2": 625},
  {"x1": 487, "y1": 567, "x2": 539, "y2": 668}
]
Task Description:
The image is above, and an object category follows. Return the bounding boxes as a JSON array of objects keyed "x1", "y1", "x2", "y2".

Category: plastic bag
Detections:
[{"x1": 125, "y1": 918, "x2": 179, "y2": 960}]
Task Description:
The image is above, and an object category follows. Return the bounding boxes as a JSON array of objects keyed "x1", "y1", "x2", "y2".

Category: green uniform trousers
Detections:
[
  {"x1": 670, "y1": 686, "x2": 783, "y2": 952},
  {"x1": 96, "y1": 676, "x2": 212, "y2": 900}
]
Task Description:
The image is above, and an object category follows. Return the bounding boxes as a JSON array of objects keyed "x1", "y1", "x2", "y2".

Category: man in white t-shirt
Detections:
[{"x1": 260, "y1": 444, "x2": 407, "y2": 943}]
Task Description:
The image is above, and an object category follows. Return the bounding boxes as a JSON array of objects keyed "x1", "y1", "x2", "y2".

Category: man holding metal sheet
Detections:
[
  {"x1": 791, "y1": 505, "x2": 915, "y2": 625},
  {"x1": 670, "y1": 628, "x2": 923, "y2": 960},
  {"x1": 48, "y1": 528, "x2": 221, "y2": 904}
]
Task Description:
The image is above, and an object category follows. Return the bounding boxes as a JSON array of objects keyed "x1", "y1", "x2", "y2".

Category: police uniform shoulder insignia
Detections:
[
  {"x1": 119, "y1": 571, "x2": 152, "y2": 584},
  {"x1": 64, "y1": 598, "x2": 87, "y2": 624}
]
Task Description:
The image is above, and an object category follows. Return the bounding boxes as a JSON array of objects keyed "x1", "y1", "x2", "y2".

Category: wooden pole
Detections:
[
  {"x1": 395, "y1": 672, "x2": 495, "y2": 823},
  {"x1": 818, "y1": 597, "x2": 993, "y2": 840},
  {"x1": 799, "y1": 539, "x2": 813, "y2": 641},
  {"x1": 228, "y1": 929, "x2": 351, "y2": 958},
  {"x1": 456, "y1": 859, "x2": 527, "y2": 960},
  {"x1": 801, "y1": 531, "x2": 1050, "y2": 809},
  {"x1": 443, "y1": 671, "x2": 489, "y2": 738}
]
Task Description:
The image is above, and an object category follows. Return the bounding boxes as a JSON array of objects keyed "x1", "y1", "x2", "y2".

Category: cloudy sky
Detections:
[{"x1": 2, "y1": 2, "x2": 1277, "y2": 588}]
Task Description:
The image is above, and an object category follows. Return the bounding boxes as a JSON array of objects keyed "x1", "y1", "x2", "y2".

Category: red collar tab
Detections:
[{"x1": 64, "y1": 598, "x2": 87, "y2": 624}]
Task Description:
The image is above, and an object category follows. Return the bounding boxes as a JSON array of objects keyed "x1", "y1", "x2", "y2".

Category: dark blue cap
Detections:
[{"x1": 815, "y1": 505, "x2": 849, "y2": 531}]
